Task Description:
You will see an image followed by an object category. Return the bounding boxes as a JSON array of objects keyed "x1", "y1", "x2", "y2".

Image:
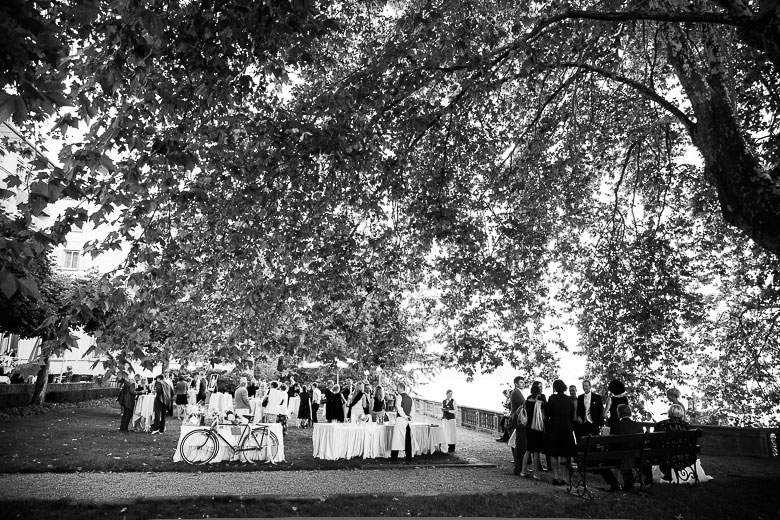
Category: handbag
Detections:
[
  {"x1": 510, "y1": 406, "x2": 528, "y2": 429},
  {"x1": 530, "y1": 399, "x2": 545, "y2": 432}
]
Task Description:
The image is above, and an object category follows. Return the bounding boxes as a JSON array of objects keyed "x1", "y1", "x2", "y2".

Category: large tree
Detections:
[{"x1": 2, "y1": 0, "x2": 779, "y2": 419}]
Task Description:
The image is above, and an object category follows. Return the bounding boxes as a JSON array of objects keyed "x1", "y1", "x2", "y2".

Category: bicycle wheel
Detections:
[
  {"x1": 240, "y1": 428, "x2": 279, "y2": 463},
  {"x1": 180, "y1": 429, "x2": 218, "y2": 464}
]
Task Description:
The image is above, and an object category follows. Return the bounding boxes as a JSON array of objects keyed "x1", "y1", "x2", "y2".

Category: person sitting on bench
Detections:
[{"x1": 610, "y1": 404, "x2": 653, "y2": 489}]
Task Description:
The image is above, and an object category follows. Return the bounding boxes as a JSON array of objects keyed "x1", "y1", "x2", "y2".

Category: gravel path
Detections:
[{"x1": 0, "y1": 424, "x2": 558, "y2": 502}]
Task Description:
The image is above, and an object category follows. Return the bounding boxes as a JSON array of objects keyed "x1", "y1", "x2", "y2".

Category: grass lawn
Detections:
[{"x1": 0, "y1": 400, "x2": 465, "y2": 473}]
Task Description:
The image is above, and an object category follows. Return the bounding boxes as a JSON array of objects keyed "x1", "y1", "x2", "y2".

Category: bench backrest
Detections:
[{"x1": 578, "y1": 429, "x2": 702, "y2": 470}]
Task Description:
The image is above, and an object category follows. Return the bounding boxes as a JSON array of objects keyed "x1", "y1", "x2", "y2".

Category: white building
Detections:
[{"x1": 1, "y1": 122, "x2": 127, "y2": 381}]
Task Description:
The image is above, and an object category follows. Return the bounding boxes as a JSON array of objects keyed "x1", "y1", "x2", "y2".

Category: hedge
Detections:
[
  {"x1": 0, "y1": 384, "x2": 118, "y2": 408},
  {"x1": 44, "y1": 387, "x2": 118, "y2": 404}
]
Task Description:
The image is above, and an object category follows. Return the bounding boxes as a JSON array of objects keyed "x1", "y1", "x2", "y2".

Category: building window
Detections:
[{"x1": 63, "y1": 250, "x2": 80, "y2": 270}]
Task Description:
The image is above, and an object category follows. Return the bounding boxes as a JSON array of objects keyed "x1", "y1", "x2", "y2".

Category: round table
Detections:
[{"x1": 132, "y1": 394, "x2": 155, "y2": 431}]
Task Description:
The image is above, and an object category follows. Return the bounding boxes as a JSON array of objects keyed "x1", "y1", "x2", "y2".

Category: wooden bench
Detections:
[{"x1": 566, "y1": 429, "x2": 702, "y2": 499}]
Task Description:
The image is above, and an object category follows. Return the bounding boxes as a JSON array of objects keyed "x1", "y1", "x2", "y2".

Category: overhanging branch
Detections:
[
  {"x1": 550, "y1": 61, "x2": 695, "y2": 131},
  {"x1": 527, "y1": 9, "x2": 747, "y2": 43}
]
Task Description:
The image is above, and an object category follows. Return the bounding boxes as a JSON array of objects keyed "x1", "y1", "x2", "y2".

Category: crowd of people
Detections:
[{"x1": 500, "y1": 376, "x2": 704, "y2": 491}]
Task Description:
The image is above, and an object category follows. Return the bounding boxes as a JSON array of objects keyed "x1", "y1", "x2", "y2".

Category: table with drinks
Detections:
[{"x1": 311, "y1": 417, "x2": 445, "y2": 460}]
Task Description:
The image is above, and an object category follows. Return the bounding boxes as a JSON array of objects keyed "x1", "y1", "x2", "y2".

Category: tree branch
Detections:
[
  {"x1": 549, "y1": 61, "x2": 695, "y2": 130},
  {"x1": 526, "y1": 9, "x2": 747, "y2": 44}
]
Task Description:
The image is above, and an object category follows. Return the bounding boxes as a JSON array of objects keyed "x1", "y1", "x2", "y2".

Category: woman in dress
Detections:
[
  {"x1": 371, "y1": 385, "x2": 386, "y2": 422},
  {"x1": 545, "y1": 380, "x2": 577, "y2": 485},
  {"x1": 519, "y1": 384, "x2": 546, "y2": 478},
  {"x1": 652, "y1": 403, "x2": 712, "y2": 484},
  {"x1": 298, "y1": 384, "x2": 312, "y2": 428},
  {"x1": 326, "y1": 383, "x2": 346, "y2": 423},
  {"x1": 605, "y1": 379, "x2": 629, "y2": 428},
  {"x1": 174, "y1": 376, "x2": 188, "y2": 419}
]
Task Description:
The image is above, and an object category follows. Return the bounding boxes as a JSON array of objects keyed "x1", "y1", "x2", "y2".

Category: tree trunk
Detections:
[
  {"x1": 30, "y1": 355, "x2": 51, "y2": 406},
  {"x1": 666, "y1": 24, "x2": 780, "y2": 256}
]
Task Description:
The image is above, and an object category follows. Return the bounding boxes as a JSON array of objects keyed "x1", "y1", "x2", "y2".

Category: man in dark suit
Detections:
[
  {"x1": 118, "y1": 374, "x2": 143, "y2": 431},
  {"x1": 610, "y1": 404, "x2": 652, "y2": 489},
  {"x1": 509, "y1": 376, "x2": 526, "y2": 475},
  {"x1": 151, "y1": 374, "x2": 173, "y2": 434},
  {"x1": 575, "y1": 379, "x2": 604, "y2": 442}
]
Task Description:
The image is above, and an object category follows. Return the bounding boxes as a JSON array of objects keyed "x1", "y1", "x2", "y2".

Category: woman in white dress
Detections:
[
  {"x1": 441, "y1": 389, "x2": 457, "y2": 452},
  {"x1": 652, "y1": 403, "x2": 713, "y2": 484}
]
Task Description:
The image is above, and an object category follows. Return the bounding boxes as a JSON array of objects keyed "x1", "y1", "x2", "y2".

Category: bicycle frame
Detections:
[{"x1": 207, "y1": 418, "x2": 271, "y2": 457}]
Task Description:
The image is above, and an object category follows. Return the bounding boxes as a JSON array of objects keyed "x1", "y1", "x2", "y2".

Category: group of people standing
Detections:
[
  {"x1": 117, "y1": 371, "x2": 208, "y2": 434},
  {"x1": 505, "y1": 376, "x2": 701, "y2": 491}
]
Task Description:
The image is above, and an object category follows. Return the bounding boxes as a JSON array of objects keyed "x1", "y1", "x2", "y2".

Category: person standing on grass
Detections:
[
  {"x1": 510, "y1": 376, "x2": 526, "y2": 475},
  {"x1": 391, "y1": 382, "x2": 415, "y2": 462},
  {"x1": 247, "y1": 378, "x2": 259, "y2": 398},
  {"x1": 310, "y1": 382, "x2": 321, "y2": 423},
  {"x1": 118, "y1": 374, "x2": 143, "y2": 431},
  {"x1": 575, "y1": 379, "x2": 604, "y2": 441},
  {"x1": 174, "y1": 376, "x2": 188, "y2": 419},
  {"x1": 546, "y1": 380, "x2": 577, "y2": 486},
  {"x1": 441, "y1": 389, "x2": 457, "y2": 452},
  {"x1": 371, "y1": 385, "x2": 386, "y2": 422},
  {"x1": 193, "y1": 372, "x2": 207, "y2": 404},
  {"x1": 151, "y1": 374, "x2": 173, "y2": 434},
  {"x1": 164, "y1": 372, "x2": 175, "y2": 417},
  {"x1": 298, "y1": 384, "x2": 312, "y2": 428},
  {"x1": 234, "y1": 377, "x2": 251, "y2": 418},
  {"x1": 347, "y1": 382, "x2": 365, "y2": 421}
]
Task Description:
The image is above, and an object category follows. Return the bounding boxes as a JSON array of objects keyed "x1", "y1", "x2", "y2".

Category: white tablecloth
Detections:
[
  {"x1": 249, "y1": 399, "x2": 265, "y2": 422},
  {"x1": 132, "y1": 394, "x2": 155, "y2": 431},
  {"x1": 288, "y1": 395, "x2": 300, "y2": 418},
  {"x1": 312, "y1": 422, "x2": 445, "y2": 460},
  {"x1": 207, "y1": 392, "x2": 234, "y2": 415},
  {"x1": 173, "y1": 423, "x2": 285, "y2": 463}
]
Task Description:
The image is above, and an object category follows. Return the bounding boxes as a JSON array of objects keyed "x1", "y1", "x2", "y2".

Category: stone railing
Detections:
[
  {"x1": 413, "y1": 397, "x2": 504, "y2": 434},
  {"x1": 413, "y1": 397, "x2": 778, "y2": 458}
]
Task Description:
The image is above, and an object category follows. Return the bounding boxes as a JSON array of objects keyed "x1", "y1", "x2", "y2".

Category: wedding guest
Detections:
[
  {"x1": 666, "y1": 387, "x2": 687, "y2": 416},
  {"x1": 575, "y1": 379, "x2": 604, "y2": 441},
  {"x1": 610, "y1": 404, "x2": 652, "y2": 489},
  {"x1": 163, "y1": 373, "x2": 175, "y2": 416},
  {"x1": 150, "y1": 374, "x2": 173, "y2": 435},
  {"x1": 298, "y1": 384, "x2": 313, "y2": 428},
  {"x1": 362, "y1": 384, "x2": 372, "y2": 416},
  {"x1": 327, "y1": 383, "x2": 346, "y2": 423},
  {"x1": 310, "y1": 382, "x2": 321, "y2": 423},
  {"x1": 278, "y1": 383, "x2": 290, "y2": 434},
  {"x1": 519, "y1": 383, "x2": 546, "y2": 478},
  {"x1": 391, "y1": 382, "x2": 414, "y2": 462},
  {"x1": 441, "y1": 389, "x2": 457, "y2": 452},
  {"x1": 605, "y1": 379, "x2": 629, "y2": 428},
  {"x1": 174, "y1": 376, "x2": 188, "y2": 419},
  {"x1": 347, "y1": 382, "x2": 365, "y2": 420},
  {"x1": 322, "y1": 380, "x2": 334, "y2": 422},
  {"x1": 371, "y1": 385, "x2": 386, "y2": 422},
  {"x1": 262, "y1": 381, "x2": 284, "y2": 423},
  {"x1": 547, "y1": 380, "x2": 577, "y2": 486},
  {"x1": 186, "y1": 377, "x2": 197, "y2": 405},
  {"x1": 247, "y1": 378, "x2": 259, "y2": 398},
  {"x1": 532, "y1": 381, "x2": 552, "y2": 472},
  {"x1": 118, "y1": 374, "x2": 143, "y2": 432},
  {"x1": 341, "y1": 379, "x2": 353, "y2": 419},
  {"x1": 193, "y1": 372, "x2": 208, "y2": 403},
  {"x1": 510, "y1": 376, "x2": 526, "y2": 475},
  {"x1": 654, "y1": 403, "x2": 690, "y2": 481},
  {"x1": 234, "y1": 378, "x2": 251, "y2": 418},
  {"x1": 497, "y1": 388, "x2": 512, "y2": 442}
]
